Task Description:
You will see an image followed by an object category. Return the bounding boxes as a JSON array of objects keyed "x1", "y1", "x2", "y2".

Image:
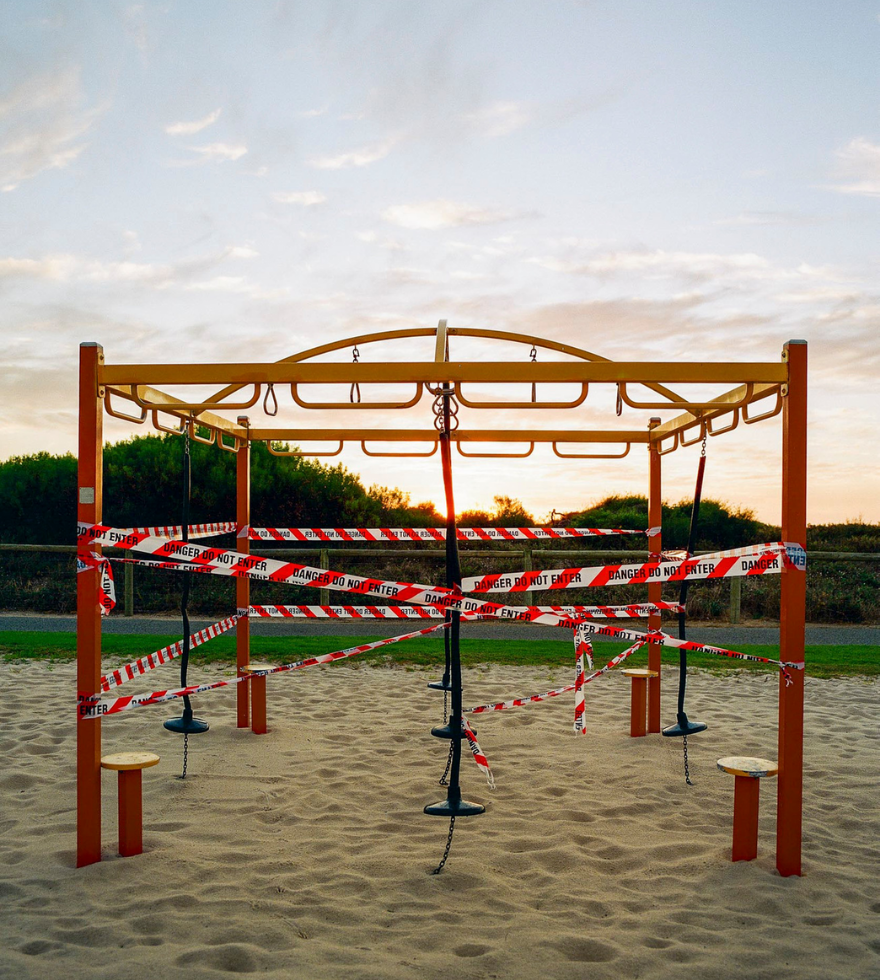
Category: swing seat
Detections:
[
  {"x1": 662, "y1": 713, "x2": 707, "y2": 737},
  {"x1": 164, "y1": 716, "x2": 209, "y2": 734}
]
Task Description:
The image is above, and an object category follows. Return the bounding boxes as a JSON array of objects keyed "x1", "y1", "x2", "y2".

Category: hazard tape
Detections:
[
  {"x1": 247, "y1": 525, "x2": 661, "y2": 543},
  {"x1": 113, "y1": 521, "x2": 236, "y2": 541},
  {"x1": 245, "y1": 601, "x2": 682, "y2": 621},
  {"x1": 463, "y1": 718, "x2": 494, "y2": 789},
  {"x1": 573, "y1": 626, "x2": 592, "y2": 735},
  {"x1": 461, "y1": 542, "x2": 807, "y2": 594},
  {"x1": 99, "y1": 614, "x2": 242, "y2": 692},
  {"x1": 78, "y1": 619, "x2": 451, "y2": 719},
  {"x1": 76, "y1": 552, "x2": 116, "y2": 615},
  {"x1": 465, "y1": 640, "x2": 647, "y2": 715}
]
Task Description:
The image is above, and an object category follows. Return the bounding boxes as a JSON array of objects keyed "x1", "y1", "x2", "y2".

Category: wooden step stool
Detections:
[
  {"x1": 716, "y1": 756, "x2": 778, "y2": 861},
  {"x1": 621, "y1": 668, "x2": 658, "y2": 737},
  {"x1": 101, "y1": 751, "x2": 160, "y2": 857}
]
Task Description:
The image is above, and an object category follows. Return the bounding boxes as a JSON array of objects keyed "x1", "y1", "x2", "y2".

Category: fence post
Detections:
[
  {"x1": 320, "y1": 549, "x2": 330, "y2": 606},
  {"x1": 522, "y1": 544, "x2": 532, "y2": 573},
  {"x1": 729, "y1": 576, "x2": 741, "y2": 624},
  {"x1": 124, "y1": 561, "x2": 134, "y2": 617}
]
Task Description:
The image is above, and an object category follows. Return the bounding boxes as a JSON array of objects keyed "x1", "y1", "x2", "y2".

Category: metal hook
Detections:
[
  {"x1": 350, "y1": 345, "x2": 361, "y2": 403},
  {"x1": 616, "y1": 383, "x2": 623, "y2": 417},
  {"x1": 530, "y1": 345, "x2": 537, "y2": 403},
  {"x1": 263, "y1": 383, "x2": 278, "y2": 417}
]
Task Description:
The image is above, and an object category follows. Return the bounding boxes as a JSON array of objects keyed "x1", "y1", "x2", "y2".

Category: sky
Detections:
[{"x1": 1, "y1": 1, "x2": 878, "y2": 525}]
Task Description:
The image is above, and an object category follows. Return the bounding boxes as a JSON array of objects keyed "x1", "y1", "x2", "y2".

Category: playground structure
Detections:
[{"x1": 76, "y1": 324, "x2": 807, "y2": 875}]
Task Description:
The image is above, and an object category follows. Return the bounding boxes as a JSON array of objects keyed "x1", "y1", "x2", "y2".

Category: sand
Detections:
[{"x1": 1, "y1": 659, "x2": 878, "y2": 980}]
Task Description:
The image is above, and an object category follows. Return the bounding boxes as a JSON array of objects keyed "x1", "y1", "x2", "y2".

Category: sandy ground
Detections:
[{"x1": 1, "y1": 659, "x2": 878, "y2": 980}]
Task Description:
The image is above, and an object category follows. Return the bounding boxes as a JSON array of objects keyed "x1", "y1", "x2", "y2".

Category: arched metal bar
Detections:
[
  {"x1": 265, "y1": 440, "x2": 344, "y2": 458},
  {"x1": 361, "y1": 441, "x2": 439, "y2": 458},
  {"x1": 456, "y1": 442, "x2": 535, "y2": 459},
  {"x1": 289, "y1": 382, "x2": 424, "y2": 410},
  {"x1": 707, "y1": 408, "x2": 739, "y2": 437},
  {"x1": 202, "y1": 324, "x2": 690, "y2": 410},
  {"x1": 552, "y1": 441, "x2": 630, "y2": 460},
  {"x1": 104, "y1": 389, "x2": 147, "y2": 424},
  {"x1": 743, "y1": 388, "x2": 783, "y2": 424},
  {"x1": 618, "y1": 381, "x2": 754, "y2": 412},
  {"x1": 453, "y1": 381, "x2": 589, "y2": 410},
  {"x1": 131, "y1": 383, "x2": 262, "y2": 413}
]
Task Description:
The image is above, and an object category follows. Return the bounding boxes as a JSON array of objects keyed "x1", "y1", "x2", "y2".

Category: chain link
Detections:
[
  {"x1": 431, "y1": 388, "x2": 459, "y2": 432},
  {"x1": 439, "y1": 740, "x2": 454, "y2": 786},
  {"x1": 683, "y1": 735, "x2": 694, "y2": 786},
  {"x1": 431, "y1": 816, "x2": 456, "y2": 874},
  {"x1": 178, "y1": 732, "x2": 189, "y2": 780},
  {"x1": 701, "y1": 432, "x2": 707, "y2": 458},
  {"x1": 350, "y1": 345, "x2": 361, "y2": 403}
]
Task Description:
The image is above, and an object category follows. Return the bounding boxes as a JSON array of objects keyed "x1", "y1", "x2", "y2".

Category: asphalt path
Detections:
[{"x1": 1, "y1": 614, "x2": 877, "y2": 646}]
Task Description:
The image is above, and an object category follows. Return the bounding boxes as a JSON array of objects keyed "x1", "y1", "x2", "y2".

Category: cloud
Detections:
[
  {"x1": 830, "y1": 137, "x2": 880, "y2": 197},
  {"x1": 165, "y1": 108, "x2": 222, "y2": 136},
  {"x1": 169, "y1": 142, "x2": 248, "y2": 166},
  {"x1": 0, "y1": 67, "x2": 104, "y2": 191},
  {"x1": 273, "y1": 190, "x2": 327, "y2": 206},
  {"x1": 308, "y1": 138, "x2": 396, "y2": 169},
  {"x1": 463, "y1": 101, "x2": 533, "y2": 138},
  {"x1": 713, "y1": 211, "x2": 821, "y2": 226},
  {"x1": 382, "y1": 200, "x2": 520, "y2": 230}
]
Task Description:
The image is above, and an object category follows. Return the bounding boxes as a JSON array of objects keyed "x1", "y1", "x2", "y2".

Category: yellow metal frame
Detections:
[{"x1": 78, "y1": 323, "x2": 806, "y2": 880}]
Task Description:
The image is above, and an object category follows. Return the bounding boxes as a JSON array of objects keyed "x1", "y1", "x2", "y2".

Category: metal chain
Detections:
[
  {"x1": 431, "y1": 388, "x2": 459, "y2": 431},
  {"x1": 701, "y1": 432, "x2": 707, "y2": 458},
  {"x1": 350, "y1": 345, "x2": 361, "y2": 403},
  {"x1": 530, "y1": 345, "x2": 537, "y2": 403},
  {"x1": 683, "y1": 735, "x2": 694, "y2": 786},
  {"x1": 179, "y1": 732, "x2": 189, "y2": 780},
  {"x1": 431, "y1": 816, "x2": 455, "y2": 874},
  {"x1": 443, "y1": 687, "x2": 448, "y2": 719},
  {"x1": 616, "y1": 383, "x2": 623, "y2": 417},
  {"x1": 439, "y1": 741, "x2": 454, "y2": 786}
]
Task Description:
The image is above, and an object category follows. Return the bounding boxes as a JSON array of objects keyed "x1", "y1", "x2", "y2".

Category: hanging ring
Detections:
[{"x1": 263, "y1": 383, "x2": 278, "y2": 417}]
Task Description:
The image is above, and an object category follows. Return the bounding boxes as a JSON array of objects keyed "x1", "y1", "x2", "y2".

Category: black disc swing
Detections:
[
  {"x1": 424, "y1": 384, "x2": 484, "y2": 874},
  {"x1": 662, "y1": 432, "x2": 708, "y2": 784},
  {"x1": 164, "y1": 419, "x2": 209, "y2": 776}
]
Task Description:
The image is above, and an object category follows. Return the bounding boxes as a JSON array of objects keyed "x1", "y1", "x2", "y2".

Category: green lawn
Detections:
[{"x1": 1, "y1": 631, "x2": 877, "y2": 679}]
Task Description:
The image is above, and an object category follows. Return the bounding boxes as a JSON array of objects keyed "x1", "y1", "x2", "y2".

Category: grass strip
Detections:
[{"x1": 0, "y1": 631, "x2": 877, "y2": 679}]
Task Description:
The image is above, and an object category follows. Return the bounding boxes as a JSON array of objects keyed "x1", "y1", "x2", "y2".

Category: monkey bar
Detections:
[{"x1": 77, "y1": 323, "x2": 806, "y2": 877}]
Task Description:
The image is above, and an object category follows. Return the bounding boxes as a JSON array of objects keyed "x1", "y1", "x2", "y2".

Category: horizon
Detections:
[{"x1": 1, "y1": 3, "x2": 878, "y2": 523}]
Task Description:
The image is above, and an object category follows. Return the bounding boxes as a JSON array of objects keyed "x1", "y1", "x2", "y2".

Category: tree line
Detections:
[{"x1": 0, "y1": 434, "x2": 874, "y2": 551}]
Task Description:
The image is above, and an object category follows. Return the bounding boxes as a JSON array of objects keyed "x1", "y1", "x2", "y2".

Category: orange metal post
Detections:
[
  {"x1": 251, "y1": 676, "x2": 268, "y2": 735},
  {"x1": 76, "y1": 343, "x2": 104, "y2": 867},
  {"x1": 777, "y1": 341, "x2": 807, "y2": 876},
  {"x1": 118, "y1": 770, "x2": 144, "y2": 857},
  {"x1": 647, "y1": 419, "x2": 662, "y2": 733},
  {"x1": 732, "y1": 776, "x2": 760, "y2": 861},
  {"x1": 629, "y1": 676, "x2": 648, "y2": 738},
  {"x1": 236, "y1": 418, "x2": 251, "y2": 728}
]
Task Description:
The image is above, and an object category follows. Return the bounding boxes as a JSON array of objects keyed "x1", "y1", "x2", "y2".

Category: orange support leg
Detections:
[
  {"x1": 118, "y1": 770, "x2": 144, "y2": 857},
  {"x1": 251, "y1": 675, "x2": 267, "y2": 735},
  {"x1": 777, "y1": 340, "x2": 807, "y2": 877},
  {"x1": 236, "y1": 418, "x2": 251, "y2": 729},
  {"x1": 76, "y1": 342, "x2": 104, "y2": 868},
  {"x1": 732, "y1": 776, "x2": 760, "y2": 862},
  {"x1": 647, "y1": 419, "x2": 662, "y2": 733},
  {"x1": 630, "y1": 677, "x2": 647, "y2": 737}
]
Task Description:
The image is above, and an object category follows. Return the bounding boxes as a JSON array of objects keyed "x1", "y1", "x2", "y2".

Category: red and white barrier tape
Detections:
[
  {"x1": 76, "y1": 552, "x2": 116, "y2": 615},
  {"x1": 99, "y1": 614, "x2": 242, "y2": 692},
  {"x1": 464, "y1": 640, "x2": 647, "y2": 715},
  {"x1": 78, "y1": 619, "x2": 451, "y2": 719},
  {"x1": 573, "y1": 626, "x2": 592, "y2": 735},
  {"x1": 246, "y1": 601, "x2": 682, "y2": 621},
  {"x1": 461, "y1": 542, "x2": 807, "y2": 594},
  {"x1": 249, "y1": 604, "x2": 443, "y2": 620},
  {"x1": 247, "y1": 525, "x2": 661, "y2": 543},
  {"x1": 463, "y1": 718, "x2": 495, "y2": 789},
  {"x1": 114, "y1": 521, "x2": 236, "y2": 540}
]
